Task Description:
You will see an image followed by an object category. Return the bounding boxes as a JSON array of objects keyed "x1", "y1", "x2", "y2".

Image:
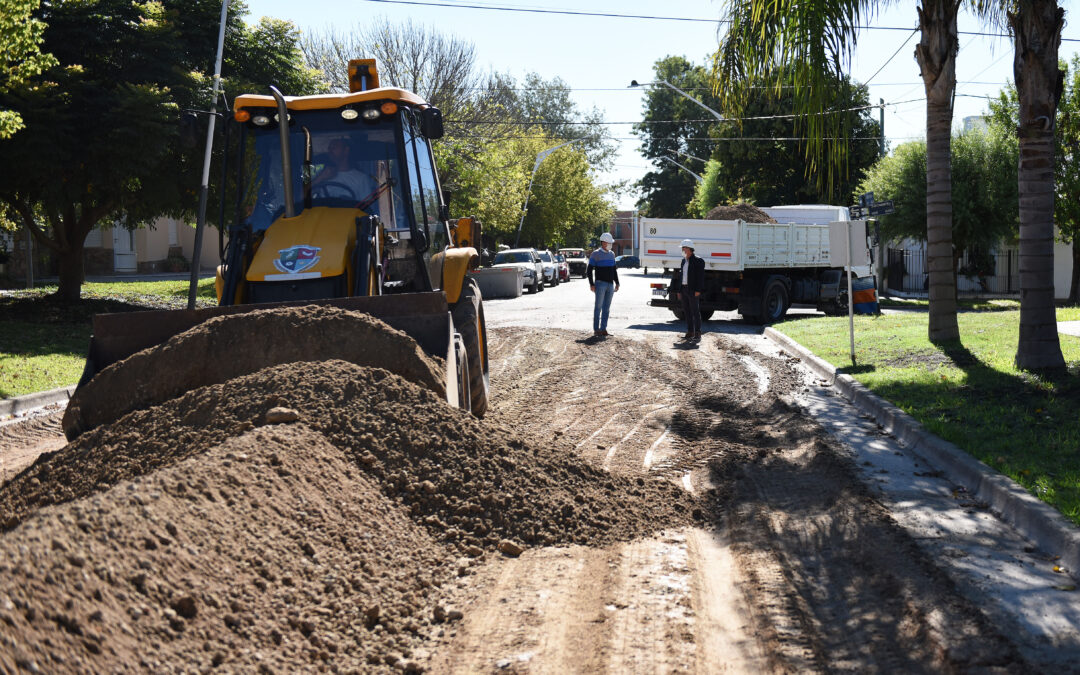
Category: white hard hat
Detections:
[
  {"x1": 599, "y1": 232, "x2": 614, "y2": 243},
  {"x1": 680, "y1": 239, "x2": 695, "y2": 250}
]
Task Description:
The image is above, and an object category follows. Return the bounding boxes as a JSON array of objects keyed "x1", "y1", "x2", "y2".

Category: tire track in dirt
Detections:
[
  {"x1": 476, "y1": 326, "x2": 1028, "y2": 672},
  {"x1": 0, "y1": 411, "x2": 65, "y2": 483}
]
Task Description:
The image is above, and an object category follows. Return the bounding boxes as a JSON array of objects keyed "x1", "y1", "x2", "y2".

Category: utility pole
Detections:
[
  {"x1": 877, "y1": 98, "x2": 887, "y2": 293},
  {"x1": 879, "y1": 98, "x2": 886, "y2": 158},
  {"x1": 187, "y1": 0, "x2": 230, "y2": 309}
]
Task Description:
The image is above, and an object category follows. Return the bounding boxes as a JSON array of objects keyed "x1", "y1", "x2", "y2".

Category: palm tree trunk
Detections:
[
  {"x1": 916, "y1": 0, "x2": 960, "y2": 342},
  {"x1": 1011, "y1": 2, "x2": 1066, "y2": 370}
]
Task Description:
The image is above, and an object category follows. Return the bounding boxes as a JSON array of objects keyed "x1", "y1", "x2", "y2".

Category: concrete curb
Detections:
[
  {"x1": 0, "y1": 385, "x2": 74, "y2": 419},
  {"x1": 764, "y1": 327, "x2": 1080, "y2": 577}
]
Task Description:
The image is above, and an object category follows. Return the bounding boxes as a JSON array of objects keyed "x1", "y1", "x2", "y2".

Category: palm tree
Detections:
[
  {"x1": 714, "y1": 0, "x2": 979, "y2": 342},
  {"x1": 1009, "y1": 1, "x2": 1066, "y2": 369}
]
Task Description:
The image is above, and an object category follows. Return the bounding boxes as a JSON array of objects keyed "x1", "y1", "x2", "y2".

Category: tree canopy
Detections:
[
  {"x1": 990, "y1": 54, "x2": 1080, "y2": 302},
  {"x1": 635, "y1": 55, "x2": 880, "y2": 217},
  {"x1": 856, "y1": 127, "x2": 1019, "y2": 256},
  {"x1": 0, "y1": 0, "x2": 56, "y2": 139},
  {"x1": 0, "y1": 0, "x2": 322, "y2": 300}
]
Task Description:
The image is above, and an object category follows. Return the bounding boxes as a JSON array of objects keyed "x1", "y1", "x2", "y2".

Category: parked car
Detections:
[
  {"x1": 558, "y1": 248, "x2": 588, "y2": 278},
  {"x1": 535, "y1": 249, "x2": 560, "y2": 287},
  {"x1": 555, "y1": 254, "x2": 571, "y2": 282},
  {"x1": 615, "y1": 255, "x2": 640, "y2": 269},
  {"x1": 492, "y1": 248, "x2": 545, "y2": 293}
]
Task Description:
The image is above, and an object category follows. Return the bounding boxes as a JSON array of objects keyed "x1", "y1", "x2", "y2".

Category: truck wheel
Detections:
[
  {"x1": 672, "y1": 306, "x2": 685, "y2": 321},
  {"x1": 530, "y1": 277, "x2": 539, "y2": 293},
  {"x1": 761, "y1": 278, "x2": 789, "y2": 324},
  {"x1": 451, "y1": 277, "x2": 489, "y2": 417},
  {"x1": 700, "y1": 310, "x2": 714, "y2": 322}
]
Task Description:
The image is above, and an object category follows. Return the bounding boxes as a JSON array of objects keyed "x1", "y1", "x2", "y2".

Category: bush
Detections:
[{"x1": 164, "y1": 253, "x2": 188, "y2": 273}]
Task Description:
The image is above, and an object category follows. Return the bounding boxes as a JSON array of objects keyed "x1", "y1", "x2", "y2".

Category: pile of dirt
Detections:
[
  {"x1": 0, "y1": 360, "x2": 697, "y2": 671},
  {"x1": 1, "y1": 426, "x2": 450, "y2": 672},
  {"x1": 705, "y1": 203, "x2": 778, "y2": 223},
  {"x1": 62, "y1": 305, "x2": 446, "y2": 440}
]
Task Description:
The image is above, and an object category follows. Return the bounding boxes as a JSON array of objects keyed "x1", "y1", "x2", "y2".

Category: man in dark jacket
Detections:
[{"x1": 672, "y1": 238, "x2": 705, "y2": 341}]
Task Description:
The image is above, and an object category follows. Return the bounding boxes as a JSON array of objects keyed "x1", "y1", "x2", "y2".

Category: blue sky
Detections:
[{"x1": 242, "y1": 0, "x2": 1080, "y2": 208}]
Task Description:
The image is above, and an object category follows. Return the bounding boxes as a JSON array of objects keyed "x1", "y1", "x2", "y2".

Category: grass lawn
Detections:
[
  {"x1": 0, "y1": 279, "x2": 216, "y2": 398},
  {"x1": 775, "y1": 306, "x2": 1080, "y2": 526}
]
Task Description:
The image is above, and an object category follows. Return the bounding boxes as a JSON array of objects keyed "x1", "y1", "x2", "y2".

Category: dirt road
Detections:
[
  {"x1": 425, "y1": 325, "x2": 1023, "y2": 673},
  {"x1": 0, "y1": 275, "x2": 1074, "y2": 672}
]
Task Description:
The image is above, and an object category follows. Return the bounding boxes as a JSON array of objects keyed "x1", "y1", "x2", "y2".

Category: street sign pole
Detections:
[{"x1": 847, "y1": 220, "x2": 856, "y2": 367}]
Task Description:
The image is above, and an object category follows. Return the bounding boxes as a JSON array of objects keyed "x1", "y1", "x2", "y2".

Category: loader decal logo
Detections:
[{"x1": 273, "y1": 245, "x2": 321, "y2": 274}]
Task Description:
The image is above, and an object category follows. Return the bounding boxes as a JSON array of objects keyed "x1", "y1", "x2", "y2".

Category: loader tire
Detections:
[{"x1": 451, "y1": 277, "x2": 489, "y2": 417}]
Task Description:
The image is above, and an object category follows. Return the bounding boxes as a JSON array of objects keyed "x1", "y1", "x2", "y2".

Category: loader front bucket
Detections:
[{"x1": 64, "y1": 293, "x2": 462, "y2": 440}]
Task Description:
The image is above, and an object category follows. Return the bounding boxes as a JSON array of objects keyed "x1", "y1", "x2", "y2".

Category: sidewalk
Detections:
[{"x1": 765, "y1": 326, "x2": 1080, "y2": 579}]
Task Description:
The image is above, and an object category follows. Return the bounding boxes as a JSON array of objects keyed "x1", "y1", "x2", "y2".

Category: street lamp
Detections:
[
  {"x1": 629, "y1": 79, "x2": 727, "y2": 122},
  {"x1": 515, "y1": 139, "x2": 579, "y2": 247},
  {"x1": 660, "y1": 155, "x2": 702, "y2": 182},
  {"x1": 675, "y1": 149, "x2": 708, "y2": 164}
]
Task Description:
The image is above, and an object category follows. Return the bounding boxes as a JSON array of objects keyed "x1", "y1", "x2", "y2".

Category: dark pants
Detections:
[{"x1": 680, "y1": 291, "x2": 701, "y2": 335}]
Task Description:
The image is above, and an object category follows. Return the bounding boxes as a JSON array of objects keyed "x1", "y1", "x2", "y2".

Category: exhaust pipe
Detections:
[{"x1": 269, "y1": 85, "x2": 295, "y2": 218}]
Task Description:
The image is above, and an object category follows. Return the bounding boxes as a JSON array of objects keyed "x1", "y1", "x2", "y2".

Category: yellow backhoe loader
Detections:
[{"x1": 63, "y1": 60, "x2": 488, "y2": 439}]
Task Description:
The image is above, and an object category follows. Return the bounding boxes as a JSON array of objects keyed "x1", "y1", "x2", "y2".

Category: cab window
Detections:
[{"x1": 402, "y1": 109, "x2": 449, "y2": 288}]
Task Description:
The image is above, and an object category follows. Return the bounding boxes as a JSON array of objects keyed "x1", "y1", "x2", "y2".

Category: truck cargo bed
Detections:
[{"x1": 640, "y1": 218, "x2": 868, "y2": 272}]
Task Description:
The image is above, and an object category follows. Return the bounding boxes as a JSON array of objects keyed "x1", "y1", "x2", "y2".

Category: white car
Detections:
[
  {"x1": 535, "y1": 249, "x2": 560, "y2": 287},
  {"x1": 492, "y1": 248, "x2": 545, "y2": 294}
]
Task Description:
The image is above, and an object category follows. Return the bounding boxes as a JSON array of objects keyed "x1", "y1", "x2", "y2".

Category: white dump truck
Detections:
[{"x1": 643, "y1": 205, "x2": 870, "y2": 324}]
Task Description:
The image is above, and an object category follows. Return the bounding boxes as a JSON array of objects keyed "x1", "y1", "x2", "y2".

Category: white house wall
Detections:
[
  {"x1": 178, "y1": 218, "x2": 221, "y2": 270},
  {"x1": 1054, "y1": 239, "x2": 1073, "y2": 301}
]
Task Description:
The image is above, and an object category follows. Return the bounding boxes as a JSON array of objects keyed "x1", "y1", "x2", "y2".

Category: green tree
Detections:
[
  {"x1": 683, "y1": 68, "x2": 880, "y2": 215},
  {"x1": 712, "y1": 0, "x2": 994, "y2": 343},
  {"x1": 432, "y1": 68, "x2": 615, "y2": 247},
  {"x1": 991, "y1": 55, "x2": 1080, "y2": 304},
  {"x1": 519, "y1": 144, "x2": 613, "y2": 248},
  {"x1": 0, "y1": 0, "x2": 55, "y2": 139},
  {"x1": 435, "y1": 131, "x2": 613, "y2": 250},
  {"x1": 714, "y1": 0, "x2": 1068, "y2": 366},
  {"x1": 856, "y1": 128, "x2": 1019, "y2": 269},
  {"x1": 689, "y1": 160, "x2": 724, "y2": 218},
  {"x1": 633, "y1": 56, "x2": 719, "y2": 217},
  {"x1": 0, "y1": 0, "x2": 321, "y2": 301}
]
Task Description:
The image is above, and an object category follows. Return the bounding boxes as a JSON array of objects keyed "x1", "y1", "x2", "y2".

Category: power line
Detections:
[
  {"x1": 448, "y1": 133, "x2": 900, "y2": 142},
  {"x1": 446, "y1": 98, "x2": 924, "y2": 126},
  {"x1": 864, "y1": 28, "x2": 918, "y2": 86},
  {"x1": 359, "y1": 0, "x2": 1080, "y2": 42}
]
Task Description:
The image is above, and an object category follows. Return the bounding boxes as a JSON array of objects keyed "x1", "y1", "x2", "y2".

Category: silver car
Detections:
[
  {"x1": 535, "y1": 249, "x2": 560, "y2": 287},
  {"x1": 492, "y1": 248, "x2": 545, "y2": 294}
]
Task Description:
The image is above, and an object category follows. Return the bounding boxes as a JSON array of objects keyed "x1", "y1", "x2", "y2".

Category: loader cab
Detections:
[{"x1": 221, "y1": 81, "x2": 453, "y2": 305}]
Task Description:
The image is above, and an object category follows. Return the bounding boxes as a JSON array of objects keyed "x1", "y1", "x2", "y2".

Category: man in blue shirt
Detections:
[{"x1": 587, "y1": 232, "x2": 620, "y2": 336}]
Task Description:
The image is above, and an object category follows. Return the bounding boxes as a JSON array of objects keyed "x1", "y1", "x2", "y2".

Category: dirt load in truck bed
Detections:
[
  {"x1": 705, "y1": 203, "x2": 778, "y2": 223},
  {"x1": 0, "y1": 357, "x2": 696, "y2": 673}
]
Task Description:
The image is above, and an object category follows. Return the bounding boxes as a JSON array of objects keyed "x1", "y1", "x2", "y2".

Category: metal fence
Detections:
[{"x1": 886, "y1": 248, "x2": 1020, "y2": 295}]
